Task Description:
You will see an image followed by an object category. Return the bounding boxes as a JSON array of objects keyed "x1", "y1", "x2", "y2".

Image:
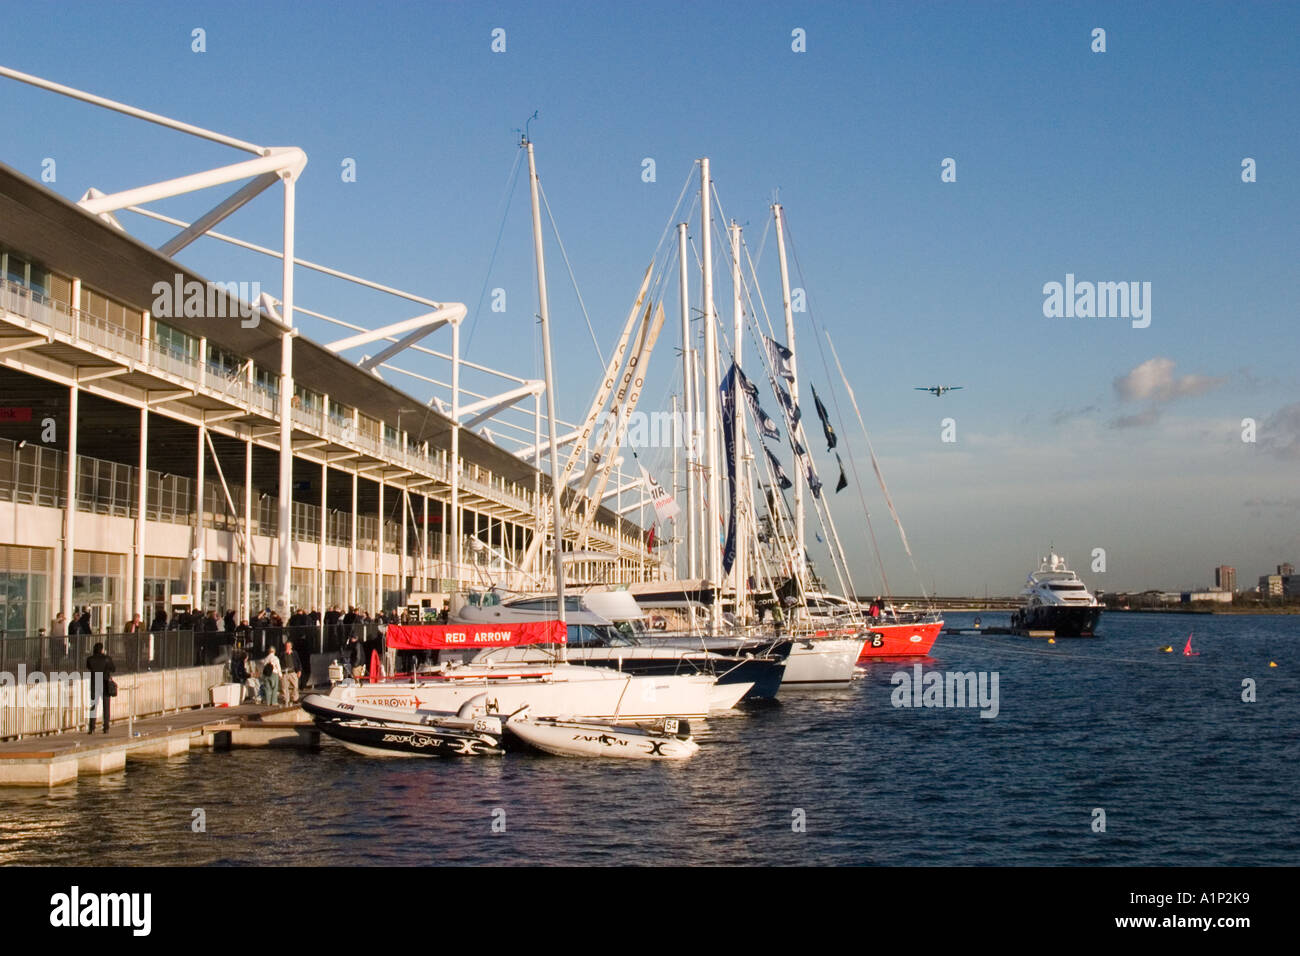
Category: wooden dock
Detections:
[{"x1": 0, "y1": 702, "x2": 318, "y2": 787}]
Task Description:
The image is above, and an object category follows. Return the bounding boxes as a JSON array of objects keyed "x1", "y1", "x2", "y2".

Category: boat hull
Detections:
[
  {"x1": 328, "y1": 667, "x2": 733, "y2": 720},
  {"x1": 301, "y1": 693, "x2": 506, "y2": 757},
  {"x1": 1015, "y1": 605, "x2": 1101, "y2": 637},
  {"x1": 468, "y1": 646, "x2": 780, "y2": 701},
  {"x1": 507, "y1": 715, "x2": 700, "y2": 760},
  {"x1": 781, "y1": 636, "x2": 866, "y2": 686},
  {"x1": 856, "y1": 620, "x2": 944, "y2": 660},
  {"x1": 316, "y1": 718, "x2": 504, "y2": 757}
]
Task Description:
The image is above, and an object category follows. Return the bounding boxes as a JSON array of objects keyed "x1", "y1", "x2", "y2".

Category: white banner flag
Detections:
[{"x1": 638, "y1": 463, "x2": 681, "y2": 523}]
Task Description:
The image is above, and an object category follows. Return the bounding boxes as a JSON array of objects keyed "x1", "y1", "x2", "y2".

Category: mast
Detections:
[
  {"x1": 524, "y1": 136, "x2": 567, "y2": 655},
  {"x1": 772, "y1": 203, "x2": 804, "y2": 600},
  {"x1": 729, "y1": 219, "x2": 746, "y2": 624},
  {"x1": 677, "y1": 222, "x2": 697, "y2": 580},
  {"x1": 700, "y1": 158, "x2": 722, "y2": 630},
  {"x1": 671, "y1": 392, "x2": 680, "y2": 578}
]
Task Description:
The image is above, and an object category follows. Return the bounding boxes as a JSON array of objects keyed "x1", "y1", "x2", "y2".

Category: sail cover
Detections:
[{"x1": 384, "y1": 620, "x2": 567, "y2": 650}]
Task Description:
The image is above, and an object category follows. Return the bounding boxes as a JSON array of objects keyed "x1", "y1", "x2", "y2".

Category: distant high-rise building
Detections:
[
  {"x1": 1215, "y1": 565, "x2": 1236, "y2": 592},
  {"x1": 1260, "y1": 575, "x2": 1284, "y2": 598},
  {"x1": 1279, "y1": 562, "x2": 1295, "y2": 576}
]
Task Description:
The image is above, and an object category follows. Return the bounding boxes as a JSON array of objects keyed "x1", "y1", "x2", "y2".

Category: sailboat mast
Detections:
[
  {"x1": 700, "y1": 158, "x2": 722, "y2": 630},
  {"x1": 524, "y1": 137, "x2": 567, "y2": 655},
  {"x1": 677, "y1": 222, "x2": 697, "y2": 580},
  {"x1": 773, "y1": 203, "x2": 804, "y2": 594},
  {"x1": 671, "y1": 393, "x2": 680, "y2": 578},
  {"x1": 729, "y1": 219, "x2": 746, "y2": 624}
]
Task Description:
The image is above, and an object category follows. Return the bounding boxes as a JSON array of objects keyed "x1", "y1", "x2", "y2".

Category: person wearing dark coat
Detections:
[{"x1": 86, "y1": 642, "x2": 115, "y2": 734}]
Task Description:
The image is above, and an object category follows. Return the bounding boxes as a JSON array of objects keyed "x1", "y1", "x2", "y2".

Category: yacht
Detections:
[
  {"x1": 1012, "y1": 553, "x2": 1102, "y2": 637},
  {"x1": 451, "y1": 589, "x2": 786, "y2": 701}
]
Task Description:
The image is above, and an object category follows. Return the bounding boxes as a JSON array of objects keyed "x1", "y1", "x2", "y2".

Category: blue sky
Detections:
[{"x1": 2, "y1": 1, "x2": 1297, "y2": 594}]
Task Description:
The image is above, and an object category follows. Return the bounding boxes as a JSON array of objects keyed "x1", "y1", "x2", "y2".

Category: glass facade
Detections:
[{"x1": 0, "y1": 545, "x2": 52, "y2": 635}]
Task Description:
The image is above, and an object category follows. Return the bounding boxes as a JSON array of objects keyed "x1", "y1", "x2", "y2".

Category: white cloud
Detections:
[{"x1": 1113, "y1": 357, "x2": 1223, "y2": 403}]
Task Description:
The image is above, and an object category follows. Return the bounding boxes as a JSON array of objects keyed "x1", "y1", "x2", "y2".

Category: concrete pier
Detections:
[{"x1": 0, "y1": 702, "x2": 317, "y2": 788}]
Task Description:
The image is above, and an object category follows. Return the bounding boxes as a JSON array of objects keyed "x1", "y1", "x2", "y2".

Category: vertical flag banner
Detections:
[
  {"x1": 812, "y1": 384, "x2": 837, "y2": 450},
  {"x1": 720, "y1": 364, "x2": 738, "y2": 576}
]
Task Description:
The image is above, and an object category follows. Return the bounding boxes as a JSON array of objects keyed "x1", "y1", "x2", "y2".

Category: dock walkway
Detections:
[{"x1": 0, "y1": 701, "x2": 317, "y2": 787}]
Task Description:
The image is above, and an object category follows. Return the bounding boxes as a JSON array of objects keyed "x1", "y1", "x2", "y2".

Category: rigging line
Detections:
[
  {"x1": 464, "y1": 147, "x2": 525, "y2": 359},
  {"x1": 784, "y1": 213, "x2": 927, "y2": 606},
  {"x1": 732, "y1": 236, "x2": 858, "y2": 612},
  {"x1": 537, "y1": 178, "x2": 604, "y2": 367},
  {"x1": 654, "y1": 163, "x2": 701, "y2": 271},
  {"x1": 732, "y1": 277, "x2": 857, "y2": 614},
  {"x1": 745, "y1": 213, "x2": 888, "y2": 599},
  {"x1": 752, "y1": 213, "x2": 773, "y2": 276},
  {"x1": 825, "y1": 327, "x2": 905, "y2": 602}
]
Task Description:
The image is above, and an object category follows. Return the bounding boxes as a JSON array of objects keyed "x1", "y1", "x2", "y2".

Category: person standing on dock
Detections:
[
  {"x1": 261, "y1": 647, "x2": 282, "y2": 706},
  {"x1": 280, "y1": 640, "x2": 302, "y2": 705},
  {"x1": 86, "y1": 642, "x2": 115, "y2": 734}
]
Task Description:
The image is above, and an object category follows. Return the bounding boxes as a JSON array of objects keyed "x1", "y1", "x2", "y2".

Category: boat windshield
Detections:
[{"x1": 566, "y1": 624, "x2": 638, "y2": 648}]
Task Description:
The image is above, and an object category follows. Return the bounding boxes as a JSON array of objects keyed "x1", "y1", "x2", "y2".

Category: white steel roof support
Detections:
[
  {"x1": 458, "y1": 381, "x2": 545, "y2": 430},
  {"x1": 78, "y1": 149, "x2": 307, "y2": 216},
  {"x1": 158, "y1": 171, "x2": 280, "y2": 258},
  {"x1": 277, "y1": 170, "x2": 301, "y2": 616}
]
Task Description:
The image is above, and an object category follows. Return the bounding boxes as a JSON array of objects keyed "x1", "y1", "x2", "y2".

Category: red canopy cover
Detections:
[{"x1": 384, "y1": 620, "x2": 567, "y2": 651}]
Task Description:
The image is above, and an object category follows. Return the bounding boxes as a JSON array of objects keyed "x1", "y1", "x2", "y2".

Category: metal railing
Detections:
[
  {"x1": 0, "y1": 629, "x2": 197, "y2": 677},
  {"x1": 3, "y1": 278, "x2": 644, "y2": 560}
]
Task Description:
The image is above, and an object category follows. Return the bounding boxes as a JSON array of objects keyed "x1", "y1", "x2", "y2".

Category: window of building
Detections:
[
  {"x1": 253, "y1": 364, "x2": 279, "y2": 398},
  {"x1": 71, "y1": 550, "x2": 125, "y2": 632},
  {"x1": 293, "y1": 383, "x2": 322, "y2": 413},
  {"x1": 0, "y1": 544, "x2": 52, "y2": 636},
  {"x1": 153, "y1": 321, "x2": 199, "y2": 362},
  {"x1": 207, "y1": 344, "x2": 243, "y2": 381}
]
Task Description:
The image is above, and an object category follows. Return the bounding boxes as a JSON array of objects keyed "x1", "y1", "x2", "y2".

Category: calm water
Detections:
[{"x1": 1, "y1": 611, "x2": 1296, "y2": 865}]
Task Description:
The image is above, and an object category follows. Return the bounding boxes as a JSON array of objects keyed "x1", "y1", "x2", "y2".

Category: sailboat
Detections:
[
  {"x1": 323, "y1": 136, "x2": 731, "y2": 726},
  {"x1": 1183, "y1": 633, "x2": 1200, "y2": 656}
]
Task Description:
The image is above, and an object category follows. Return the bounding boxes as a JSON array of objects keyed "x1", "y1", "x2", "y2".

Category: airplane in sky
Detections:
[{"x1": 914, "y1": 385, "x2": 964, "y2": 397}]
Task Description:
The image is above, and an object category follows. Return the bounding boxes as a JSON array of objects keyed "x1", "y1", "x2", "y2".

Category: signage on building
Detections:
[{"x1": 0, "y1": 407, "x2": 33, "y2": 421}]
